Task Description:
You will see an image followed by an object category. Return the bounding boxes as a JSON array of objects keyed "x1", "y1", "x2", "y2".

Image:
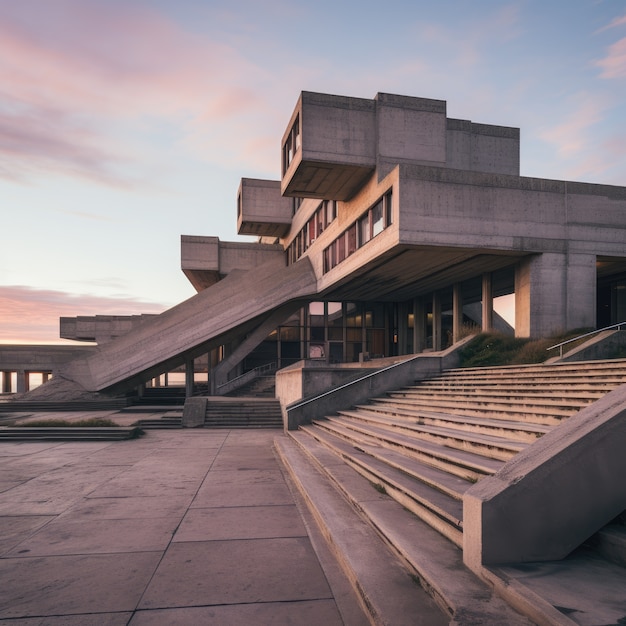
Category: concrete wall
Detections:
[
  {"x1": 0, "y1": 344, "x2": 96, "y2": 370},
  {"x1": 237, "y1": 178, "x2": 292, "y2": 238},
  {"x1": 281, "y1": 340, "x2": 470, "y2": 430},
  {"x1": 376, "y1": 93, "x2": 447, "y2": 165},
  {"x1": 463, "y1": 383, "x2": 626, "y2": 568},
  {"x1": 60, "y1": 315, "x2": 157, "y2": 344}
]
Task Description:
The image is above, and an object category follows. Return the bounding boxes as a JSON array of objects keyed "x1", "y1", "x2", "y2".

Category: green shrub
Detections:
[{"x1": 459, "y1": 329, "x2": 595, "y2": 367}]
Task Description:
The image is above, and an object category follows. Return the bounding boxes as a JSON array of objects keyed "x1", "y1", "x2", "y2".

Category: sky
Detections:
[{"x1": 1, "y1": 0, "x2": 625, "y2": 343}]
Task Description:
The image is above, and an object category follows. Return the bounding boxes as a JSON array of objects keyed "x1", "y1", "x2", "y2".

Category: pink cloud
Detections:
[
  {"x1": 539, "y1": 95, "x2": 606, "y2": 158},
  {"x1": 0, "y1": 285, "x2": 168, "y2": 344},
  {"x1": 0, "y1": 1, "x2": 277, "y2": 185},
  {"x1": 596, "y1": 36, "x2": 626, "y2": 79}
]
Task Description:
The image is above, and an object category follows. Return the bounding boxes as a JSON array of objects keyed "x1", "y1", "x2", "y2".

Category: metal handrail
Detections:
[
  {"x1": 546, "y1": 321, "x2": 626, "y2": 358},
  {"x1": 215, "y1": 361, "x2": 277, "y2": 393},
  {"x1": 287, "y1": 354, "x2": 422, "y2": 412}
]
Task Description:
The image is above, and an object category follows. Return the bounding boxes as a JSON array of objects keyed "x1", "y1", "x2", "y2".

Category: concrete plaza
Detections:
[{"x1": 0, "y1": 424, "x2": 447, "y2": 625}]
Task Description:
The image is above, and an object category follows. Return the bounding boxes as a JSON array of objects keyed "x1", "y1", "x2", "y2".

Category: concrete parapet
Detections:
[
  {"x1": 281, "y1": 338, "x2": 471, "y2": 431},
  {"x1": 463, "y1": 383, "x2": 626, "y2": 569}
]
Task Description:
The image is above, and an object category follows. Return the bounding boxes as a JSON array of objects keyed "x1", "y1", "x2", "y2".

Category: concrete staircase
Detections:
[
  {"x1": 204, "y1": 397, "x2": 283, "y2": 428},
  {"x1": 276, "y1": 359, "x2": 626, "y2": 624},
  {"x1": 0, "y1": 425, "x2": 141, "y2": 441}
]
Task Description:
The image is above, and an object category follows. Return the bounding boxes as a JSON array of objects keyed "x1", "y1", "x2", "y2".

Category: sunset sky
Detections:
[{"x1": 1, "y1": 0, "x2": 625, "y2": 343}]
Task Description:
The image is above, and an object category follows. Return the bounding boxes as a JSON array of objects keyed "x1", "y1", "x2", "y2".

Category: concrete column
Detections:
[
  {"x1": 432, "y1": 292, "x2": 442, "y2": 351},
  {"x1": 515, "y1": 252, "x2": 596, "y2": 338},
  {"x1": 482, "y1": 273, "x2": 493, "y2": 332},
  {"x1": 16, "y1": 370, "x2": 28, "y2": 394},
  {"x1": 42, "y1": 372, "x2": 51, "y2": 384},
  {"x1": 413, "y1": 298, "x2": 426, "y2": 353},
  {"x1": 185, "y1": 358, "x2": 194, "y2": 398},
  {"x1": 1, "y1": 371, "x2": 12, "y2": 393},
  {"x1": 452, "y1": 283, "x2": 463, "y2": 344},
  {"x1": 397, "y1": 302, "x2": 409, "y2": 355}
]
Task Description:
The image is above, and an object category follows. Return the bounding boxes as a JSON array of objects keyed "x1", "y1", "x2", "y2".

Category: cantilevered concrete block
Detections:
[
  {"x1": 281, "y1": 91, "x2": 377, "y2": 200},
  {"x1": 237, "y1": 178, "x2": 292, "y2": 237}
]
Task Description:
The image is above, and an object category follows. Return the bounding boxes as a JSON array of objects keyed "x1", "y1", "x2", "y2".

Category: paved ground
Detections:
[{"x1": 0, "y1": 427, "x2": 371, "y2": 625}]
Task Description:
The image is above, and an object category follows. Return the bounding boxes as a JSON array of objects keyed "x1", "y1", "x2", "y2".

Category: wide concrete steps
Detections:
[
  {"x1": 204, "y1": 398, "x2": 282, "y2": 429},
  {"x1": 0, "y1": 399, "x2": 129, "y2": 413},
  {"x1": 279, "y1": 359, "x2": 626, "y2": 623},
  {"x1": 275, "y1": 433, "x2": 533, "y2": 625},
  {"x1": 0, "y1": 426, "x2": 141, "y2": 441},
  {"x1": 135, "y1": 416, "x2": 183, "y2": 429}
]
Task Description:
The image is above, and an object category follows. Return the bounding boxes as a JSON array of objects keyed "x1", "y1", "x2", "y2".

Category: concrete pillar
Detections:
[
  {"x1": 16, "y1": 370, "x2": 28, "y2": 394},
  {"x1": 452, "y1": 283, "x2": 463, "y2": 344},
  {"x1": 515, "y1": 252, "x2": 596, "y2": 338},
  {"x1": 1, "y1": 371, "x2": 12, "y2": 393},
  {"x1": 397, "y1": 302, "x2": 409, "y2": 355},
  {"x1": 42, "y1": 372, "x2": 51, "y2": 384},
  {"x1": 432, "y1": 292, "x2": 442, "y2": 351},
  {"x1": 413, "y1": 298, "x2": 426, "y2": 353},
  {"x1": 185, "y1": 359, "x2": 194, "y2": 398},
  {"x1": 482, "y1": 273, "x2": 493, "y2": 332}
]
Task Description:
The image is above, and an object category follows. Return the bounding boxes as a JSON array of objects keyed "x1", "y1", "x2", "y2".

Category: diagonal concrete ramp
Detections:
[{"x1": 58, "y1": 257, "x2": 318, "y2": 393}]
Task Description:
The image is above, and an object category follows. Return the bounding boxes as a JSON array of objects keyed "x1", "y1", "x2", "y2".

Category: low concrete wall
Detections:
[
  {"x1": 281, "y1": 340, "x2": 470, "y2": 431},
  {"x1": 463, "y1": 383, "x2": 626, "y2": 569},
  {"x1": 556, "y1": 329, "x2": 626, "y2": 362}
]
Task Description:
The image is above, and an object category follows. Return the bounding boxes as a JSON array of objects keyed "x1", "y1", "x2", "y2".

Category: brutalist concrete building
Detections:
[{"x1": 2, "y1": 90, "x2": 626, "y2": 398}]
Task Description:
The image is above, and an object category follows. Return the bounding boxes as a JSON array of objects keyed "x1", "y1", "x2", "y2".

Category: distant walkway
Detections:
[{"x1": 0, "y1": 428, "x2": 372, "y2": 624}]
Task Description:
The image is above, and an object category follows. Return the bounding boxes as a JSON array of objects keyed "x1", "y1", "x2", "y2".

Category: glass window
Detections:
[
  {"x1": 371, "y1": 199, "x2": 384, "y2": 237},
  {"x1": 359, "y1": 213, "x2": 371, "y2": 246}
]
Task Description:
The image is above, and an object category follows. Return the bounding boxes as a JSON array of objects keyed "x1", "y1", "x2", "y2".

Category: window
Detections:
[
  {"x1": 282, "y1": 116, "x2": 300, "y2": 175},
  {"x1": 287, "y1": 199, "x2": 340, "y2": 265},
  {"x1": 371, "y1": 199, "x2": 384, "y2": 237},
  {"x1": 322, "y1": 189, "x2": 393, "y2": 273}
]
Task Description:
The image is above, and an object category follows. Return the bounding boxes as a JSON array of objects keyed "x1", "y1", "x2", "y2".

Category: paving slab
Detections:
[
  {"x1": 191, "y1": 477, "x2": 294, "y2": 507},
  {"x1": 138, "y1": 537, "x2": 334, "y2": 609},
  {"x1": 0, "y1": 428, "x2": 368, "y2": 624},
  {"x1": 174, "y1": 503, "x2": 307, "y2": 541},
  {"x1": 3, "y1": 614, "x2": 133, "y2": 625},
  {"x1": 5, "y1": 516, "x2": 179, "y2": 556},
  {"x1": 129, "y1": 600, "x2": 345, "y2": 625},
  {"x1": 0, "y1": 552, "x2": 161, "y2": 618}
]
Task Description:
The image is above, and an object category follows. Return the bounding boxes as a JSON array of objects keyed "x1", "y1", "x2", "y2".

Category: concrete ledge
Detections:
[
  {"x1": 463, "y1": 383, "x2": 626, "y2": 568},
  {"x1": 283, "y1": 338, "x2": 473, "y2": 431}
]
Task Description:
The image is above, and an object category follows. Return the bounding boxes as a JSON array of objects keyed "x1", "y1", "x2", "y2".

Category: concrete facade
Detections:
[{"x1": 2, "y1": 89, "x2": 625, "y2": 398}]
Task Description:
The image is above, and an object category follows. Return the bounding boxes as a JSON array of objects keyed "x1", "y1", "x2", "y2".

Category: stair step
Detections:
[
  {"x1": 0, "y1": 426, "x2": 140, "y2": 441},
  {"x1": 373, "y1": 396, "x2": 572, "y2": 425},
  {"x1": 276, "y1": 433, "x2": 533, "y2": 625},
  {"x1": 136, "y1": 418, "x2": 182, "y2": 429},
  {"x1": 331, "y1": 412, "x2": 524, "y2": 462},
  {"x1": 312, "y1": 416, "x2": 504, "y2": 480},
  {"x1": 302, "y1": 424, "x2": 465, "y2": 545},
  {"x1": 348, "y1": 406, "x2": 550, "y2": 442}
]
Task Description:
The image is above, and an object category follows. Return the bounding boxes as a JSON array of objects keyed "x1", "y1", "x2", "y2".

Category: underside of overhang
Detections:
[{"x1": 318, "y1": 246, "x2": 526, "y2": 303}]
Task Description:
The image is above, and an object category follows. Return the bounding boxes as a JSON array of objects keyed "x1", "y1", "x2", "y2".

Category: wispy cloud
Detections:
[
  {"x1": 539, "y1": 94, "x2": 606, "y2": 159},
  {"x1": 595, "y1": 12, "x2": 626, "y2": 79},
  {"x1": 596, "y1": 36, "x2": 626, "y2": 79},
  {"x1": 0, "y1": 1, "x2": 278, "y2": 186},
  {"x1": 0, "y1": 285, "x2": 169, "y2": 344}
]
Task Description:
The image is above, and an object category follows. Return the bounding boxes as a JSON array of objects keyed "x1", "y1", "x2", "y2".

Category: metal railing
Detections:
[
  {"x1": 546, "y1": 322, "x2": 626, "y2": 358},
  {"x1": 215, "y1": 362, "x2": 278, "y2": 395}
]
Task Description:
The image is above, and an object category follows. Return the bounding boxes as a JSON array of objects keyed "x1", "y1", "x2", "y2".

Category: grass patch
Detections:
[
  {"x1": 16, "y1": 418, "x2": 120, "y2": 428},
  {"x1": 458, "y1": 329, "x2": 594, "y2": 368}
]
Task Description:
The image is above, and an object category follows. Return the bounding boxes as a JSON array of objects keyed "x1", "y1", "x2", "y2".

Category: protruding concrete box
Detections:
[
  {"x1": 237, "y1": 178, "x2": 292, "y2": 238},
  {"x1": 281, "y1": 91, "x2": 377, "y2": 200},
  {"x1": 181, "y1": 235, "x2": 285, "y2": 292}
]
